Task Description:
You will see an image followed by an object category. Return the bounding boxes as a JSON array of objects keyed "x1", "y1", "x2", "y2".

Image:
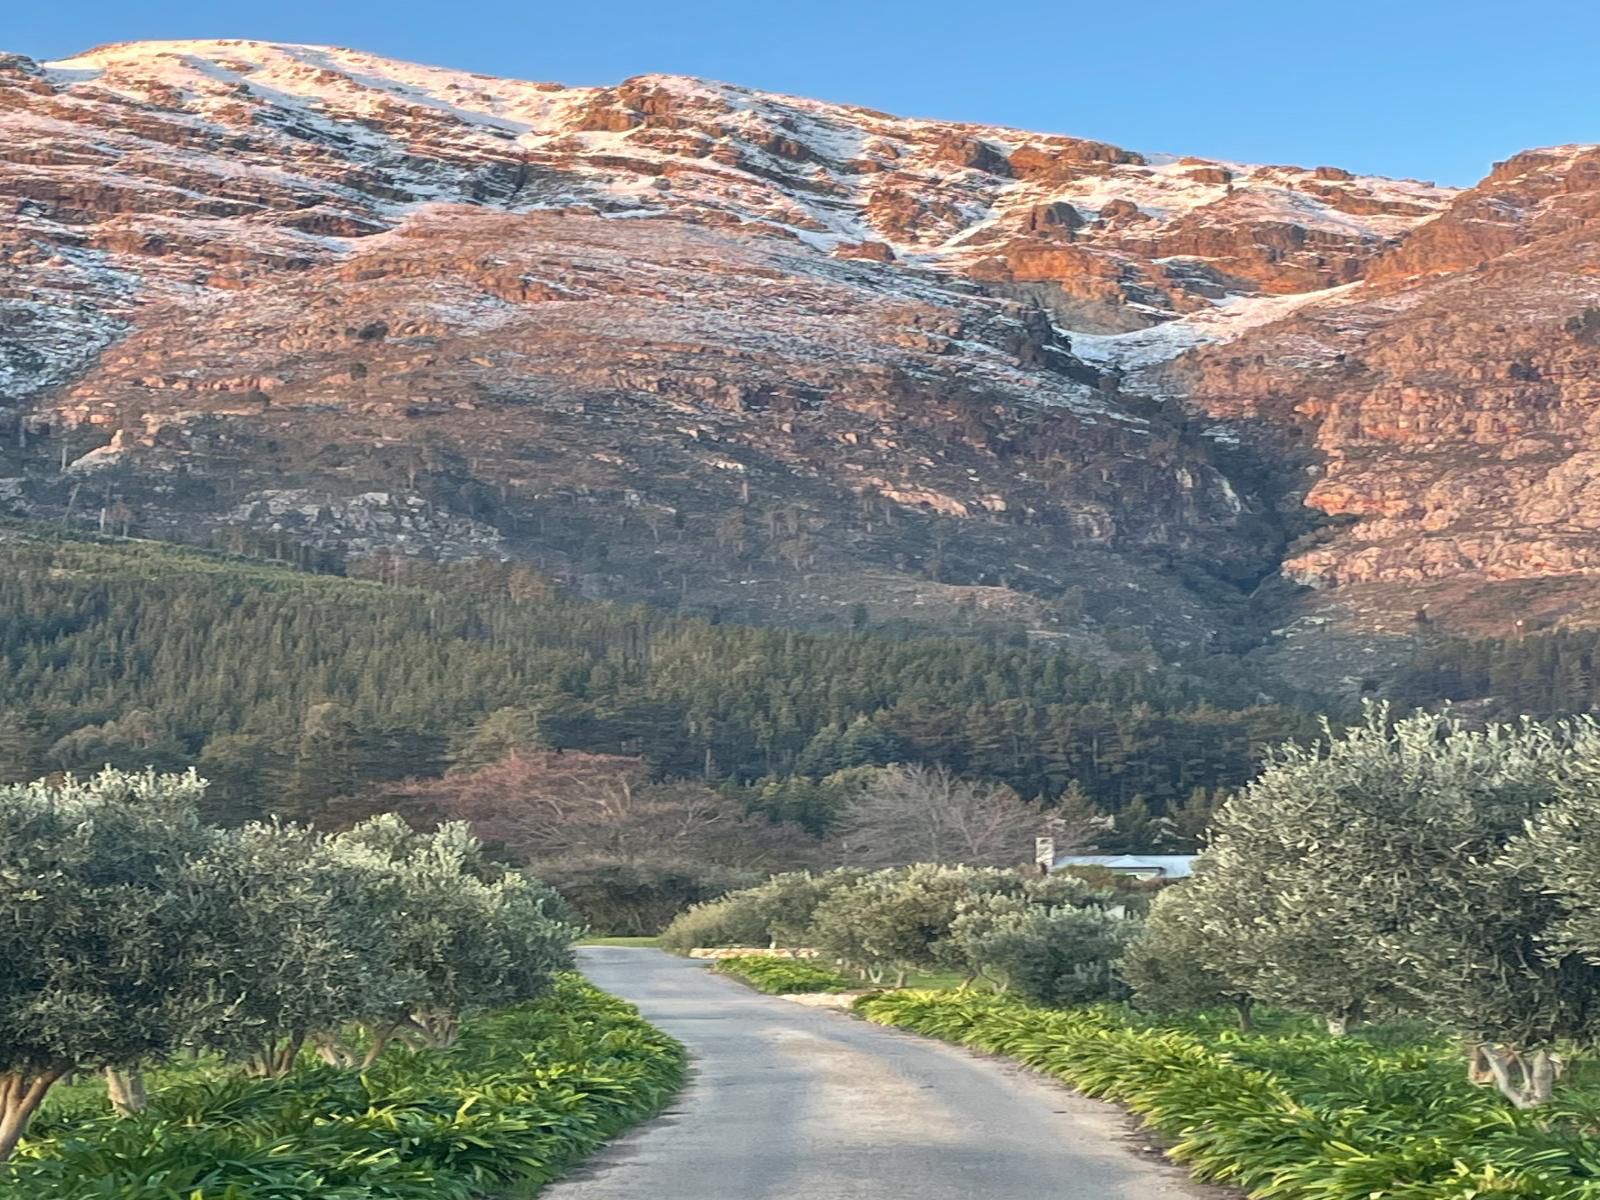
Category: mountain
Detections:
[{"x1": 0, "y1": 39, "x2": 1594, "y2": 692}]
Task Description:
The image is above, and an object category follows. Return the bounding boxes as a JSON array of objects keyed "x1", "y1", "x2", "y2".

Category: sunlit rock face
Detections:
[{"x1": 4, "y1": 41, "x2": 1597, "y2": 683}]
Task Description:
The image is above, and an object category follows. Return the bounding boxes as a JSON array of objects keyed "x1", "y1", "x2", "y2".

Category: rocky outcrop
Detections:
[
  {"x1": 1140, "y1": 144, "x2": 1600, "y2": 674},
  {"x1": 0, "y1": 41, "x2": 1457, "y2": 409},
  {"x1": 3, "y1": 39, "x2": 1598, "y2": 680}
]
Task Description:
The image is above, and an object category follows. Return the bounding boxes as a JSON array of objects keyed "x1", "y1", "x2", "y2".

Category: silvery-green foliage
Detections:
[
  {"x1": 940, "y1": 876, "x2": 1120, "y2": 985},
  {"x1": 1508, "y1": 720, "x2": 1600, "y2": 964},
  {"x1": 657, "y1": 868, "x2": 869, "y2": 953},
  {"x1": 656, "y1": 893, "x2": 772, "y2": 953},
  {"x1": 1120, "y1": 882, "x2": 1256, "y2": 1024},
  {"x1": 741, "y1": 869, "x2": 866, "y2": 947},
  {"x1": 330, "y1": 815, "x2": 576, "y2": 1031},
  {"x1": 1197, "y1": 705, "x2": 1600, "y2": 1049},
  {"x1": 0, "y1": 769, "x2": 222, "y2": 1154},
  {"x1": 808, "y1": 870, "x2": 926, "y2": 981},
  {"x1": 809, "y1": 864, "x2": 1024, "y2": 980},
  {"x1": 182, "y1": 820, "x2": 417, "y2": 1068},
  {"x1": 483, "y1": 871, "x2": 582, "y2": 1007},
  {"x1": 946, "y1": 891, "x2": 1033, "y2": 979},
  {"x1": 952, "y1": 903, "x2": 1136, "y2": 1006},
  {"x1": 0, "y1": 769, "x2": 217, "y2": 1076}
]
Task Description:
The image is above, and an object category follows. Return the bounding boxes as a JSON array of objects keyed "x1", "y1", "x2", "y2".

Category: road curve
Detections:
[{"x1": 546, "y1": 947, "x2": 1224, "y2": 1200}]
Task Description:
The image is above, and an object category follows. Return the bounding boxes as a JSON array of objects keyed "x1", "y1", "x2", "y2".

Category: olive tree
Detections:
[
  {"x1": 957, "y1": 903, "x2": 1137, "y2": 1007},
  {"x1": 1119, "y1": 882, "x2": 1256, "y2": 1030},
  {"x1": 1502, "y1": 724, "x2": 1600, "y2": 1102},
  {"x1": 0, "y1": 770, "x2": 215, "y2": 1158},
  {"x1": 742, "y1": 869, "x2": 866, "y2": 948},
  {"x1": 486, "y1": 871, "x2": 583, "y2": 1011},
  {"x1": 1193, "y1": 706, "x2": 1600, "y2": 1106},
  {"x1": 183, "y1": 821, "x2": 415, "y2": 1076},
  {"x1": 1511, "y1": 723, "x2": 1600, "y2": 955},
  {"x1": 330, "y1": 815, "x2": 576, "y2": 1049},
  {"x1": 810, "y1": 865, "x2": 1021, "y2": 984}
]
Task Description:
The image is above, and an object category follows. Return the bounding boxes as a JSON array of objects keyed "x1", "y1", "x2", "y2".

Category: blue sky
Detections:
[{"x1": 8, "y1": 0, "x2": 1597, "y2": 186}]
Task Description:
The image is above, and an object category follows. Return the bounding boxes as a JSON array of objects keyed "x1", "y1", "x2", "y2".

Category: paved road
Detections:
[{"x1": 546, "y1": 947, "x2": 1224, "y2": 1200}]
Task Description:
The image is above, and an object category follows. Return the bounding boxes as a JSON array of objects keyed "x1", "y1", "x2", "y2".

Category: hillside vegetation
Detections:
[{"x1": 0, "y1": 528, "x2": 1316, "y2": 820}]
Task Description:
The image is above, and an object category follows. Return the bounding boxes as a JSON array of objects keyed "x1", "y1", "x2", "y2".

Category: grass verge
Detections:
[
  {"x1": 5, "y1": 974, "x2": 685, "y2": 1200},
  {"x1": 857, "y1": 989, "x2": 1600, "y2": 1200}
]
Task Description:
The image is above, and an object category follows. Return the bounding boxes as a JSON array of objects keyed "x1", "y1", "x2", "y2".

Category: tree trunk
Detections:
[
  {"x1": 1325, "y1": 999, "x2": 1364, "y2": 1037},
  {"x1": 1233, "y1": 999, "x2": 1255, "y2": 1033},
  {"x1": 274, "y1": 1032, "x2": 305, "y2": 1076},
  {"x1": 315, "y1": 1034, "x2": 359, "y2": 1068},
  {"x1": 104, "y1": 1067, "x2": 148, "y2": 1116},
  {"x1": 1464, "y1": 1040, "x2": 1495, "y2": 1086},
  {"x1": 360, "y1": 1023, "x2": 401, "y2": 1069},
  {"x1": 1479, "y1": 1044, "x2": 1562, "y2": 1109},
  {"x1": 249, "y1": 1034, "x2": 307, "y2": 1078},
  {"x1": 0, "y1": 1065, "x2": 69, "y2": 1161}
]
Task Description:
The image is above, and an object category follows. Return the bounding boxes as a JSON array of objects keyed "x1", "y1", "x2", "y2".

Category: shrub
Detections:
[
  {"x1": 657, "y1": 894, "x2": 773, "y2": 954},
  {"x1": 657, "y1": 868, "x2": 864, "y2": 953},
  {"x1": 5, "y1": 974, "x2": 685, "y2": 1200},
  {"x1": 950, "y1": 904, "x2": 1137, "y2": 1006},
  {"x1": 739, "y1": 869, "x2": 865, "y2": 947},
  {"x1": 809, "y1": 864, "x2": 1025, "y2": 984},
  {"x1": 1120, "y1": 884, "x2": 1255, "y2": 1030},
  {"x1": 711, "y1": 956, "x2": 853, "y2": 994}
]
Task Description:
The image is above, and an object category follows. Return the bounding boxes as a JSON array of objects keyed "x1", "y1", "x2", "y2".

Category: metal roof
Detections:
[{"x1": 1051, "y1": 854, "x2": 1196, "y2": 878}]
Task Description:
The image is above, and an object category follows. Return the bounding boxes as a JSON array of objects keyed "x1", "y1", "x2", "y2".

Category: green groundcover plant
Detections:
[
  {"x1": 1, "y1": 975, "x2": 685, "y2": 1200},
  {"x1": 858, "y1": 989, "x2": 1600, "y2": 1200},
  {"x1": 710, "y1": 956, "x2": 854, "y2": 995}
]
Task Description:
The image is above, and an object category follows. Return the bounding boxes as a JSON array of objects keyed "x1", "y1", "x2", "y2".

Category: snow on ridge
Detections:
[
  {"x1": 18, "y1": 39, "x2": 1460, "y2": 374},
  {"x1": 38, "y1": 41, "x2": 1452, "y2": 195},
  {"x1": 1070, "y1": 286, "x2": 1357, "y2": 376}
]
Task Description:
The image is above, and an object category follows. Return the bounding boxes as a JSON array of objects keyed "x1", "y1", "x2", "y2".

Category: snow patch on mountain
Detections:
[
  {"x1": 1070, "y1": 286, "x2": 1356, "y2": 376},
  {"x1": 35, "y1": 41, "x2": 1458, "y2": 292}
]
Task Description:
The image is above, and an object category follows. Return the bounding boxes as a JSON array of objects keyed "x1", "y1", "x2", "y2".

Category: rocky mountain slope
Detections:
[{"x1": 1, "y1": 39, "x2": 1594, "y2": 689}]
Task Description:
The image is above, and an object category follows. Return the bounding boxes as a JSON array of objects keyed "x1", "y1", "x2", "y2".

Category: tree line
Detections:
[
  {"x1": 1393, "y1": 627, "x2": 1600, "y2": 717},
  {"x1": 0, "y1": 532, "x2": 1318, "y2": 828},
  {"x1": 0, "y1": 767, "x2": 576, "y2": 1160},
  {"x1": 659, "y1": 864, "x2": 1143, "y2": 1003}
]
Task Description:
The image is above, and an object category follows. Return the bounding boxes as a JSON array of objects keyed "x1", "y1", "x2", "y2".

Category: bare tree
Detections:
[
  {"x1": 384, "y1": 751, "x2": 815, "y2": 870},
  {"x1": 833, "y1": 764, "x2": 1084, "y2": 869}
]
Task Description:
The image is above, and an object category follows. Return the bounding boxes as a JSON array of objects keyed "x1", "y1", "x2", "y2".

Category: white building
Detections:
[{"x1": 1052, "y1": 854, "x2": 1196, "y2": 880}]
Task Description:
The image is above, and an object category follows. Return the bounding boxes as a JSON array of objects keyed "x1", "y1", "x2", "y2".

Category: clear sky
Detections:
[{"x1": 8, "y1": 0, "x2": 1598, "y2": 186}]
